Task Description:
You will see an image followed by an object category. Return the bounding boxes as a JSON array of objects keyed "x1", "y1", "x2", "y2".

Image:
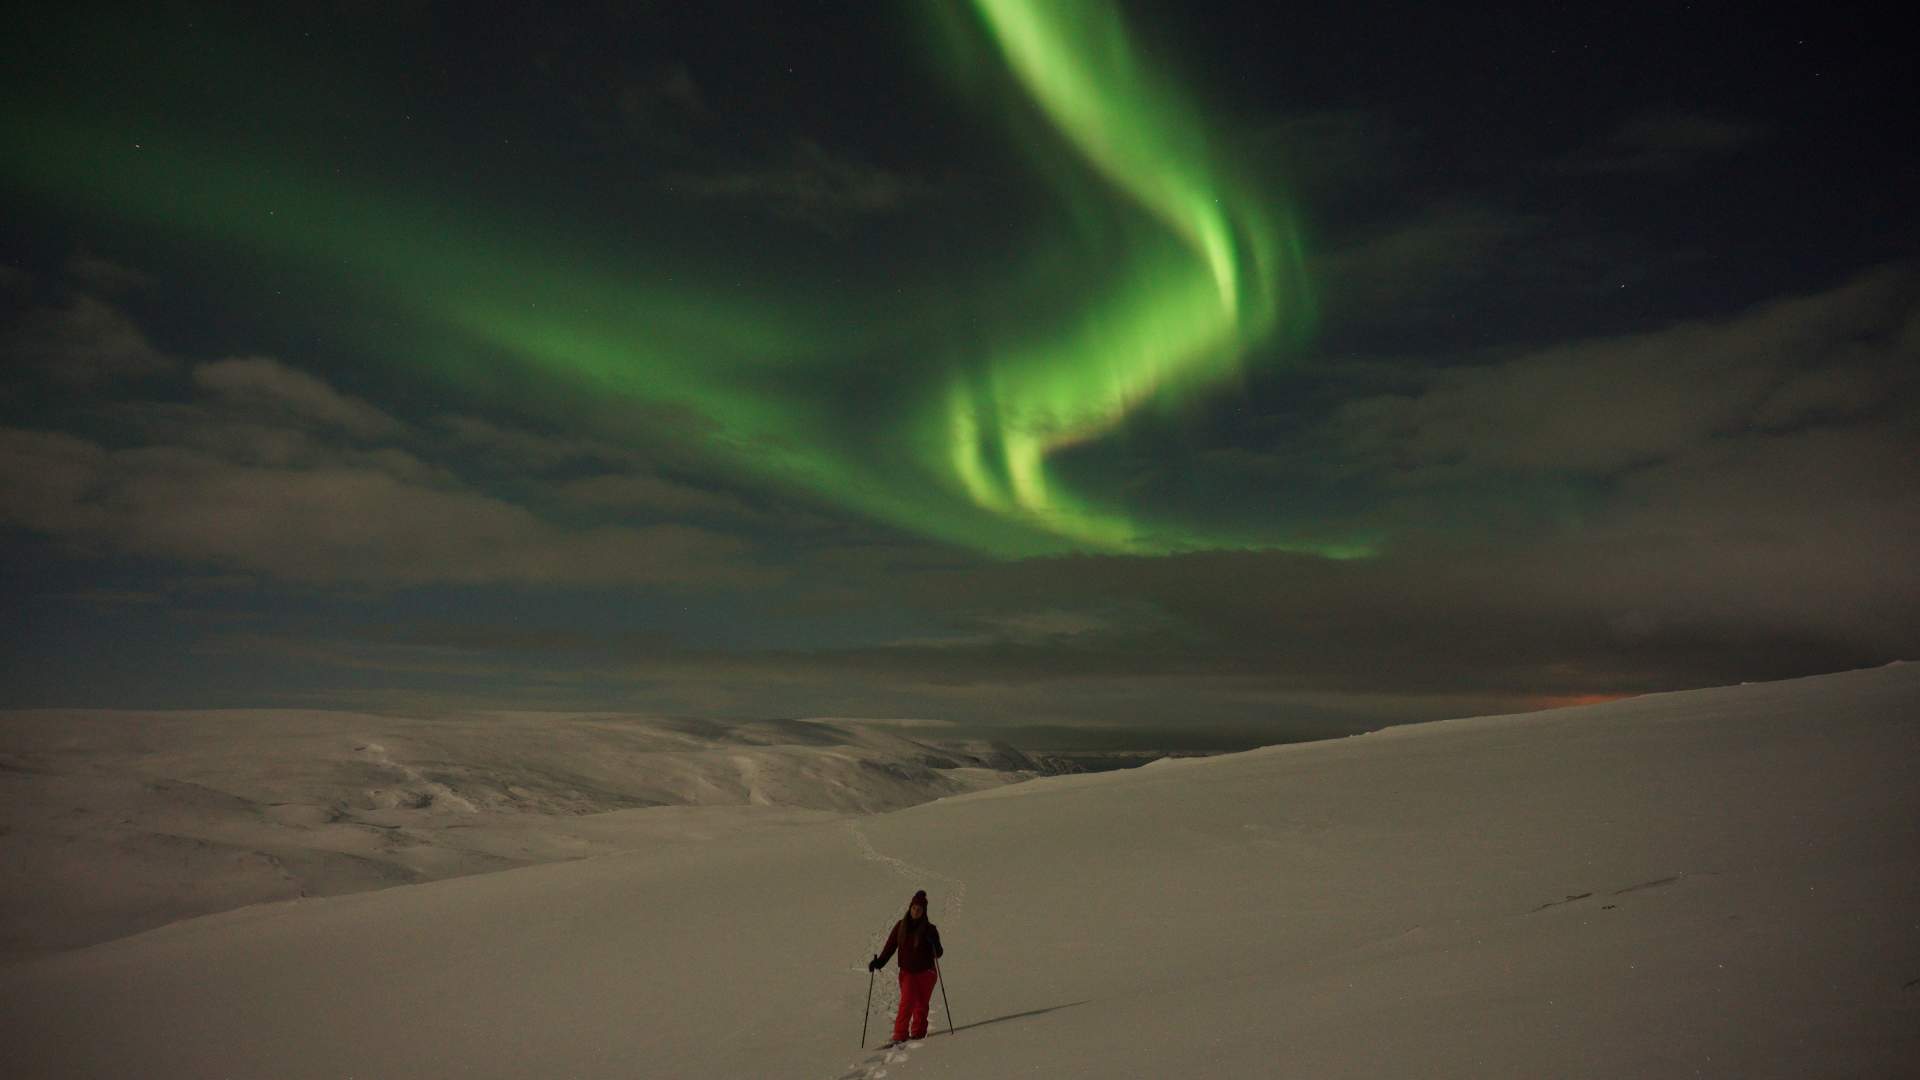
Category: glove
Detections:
[{"x1": 868, "y1": 956, "x2": 882, "y2": 972}]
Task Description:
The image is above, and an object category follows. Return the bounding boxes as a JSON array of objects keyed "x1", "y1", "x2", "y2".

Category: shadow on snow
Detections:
[{"x1": 940, "y1": 999, "x2": 1093, "y2": 1036}]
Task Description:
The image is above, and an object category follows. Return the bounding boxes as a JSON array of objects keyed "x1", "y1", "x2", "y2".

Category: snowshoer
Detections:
[{"x1": 868, "y1": 889, "x2": 943, "y2": 1044}]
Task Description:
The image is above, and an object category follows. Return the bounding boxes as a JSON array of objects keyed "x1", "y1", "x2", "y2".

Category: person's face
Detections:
[{"x1": 910, "y1": 903, "x2": 925, "y2": 919}]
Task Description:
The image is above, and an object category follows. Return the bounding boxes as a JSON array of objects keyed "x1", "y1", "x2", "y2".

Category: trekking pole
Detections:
[
  {"x1": 861, "y1": 966, "x2": 875, "y2": 1048},
  {"x1": 934, "y1": 957, "x2": 955, "y2": 1036}
]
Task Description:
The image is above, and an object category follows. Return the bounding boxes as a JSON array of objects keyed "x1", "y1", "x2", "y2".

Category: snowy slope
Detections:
[
  {"x1": 2, "y1": 665, "x2": 1916, "y2": 1078},
  {"x1": 0, "y1": 710, "x2": 1037, "y2": 962}
]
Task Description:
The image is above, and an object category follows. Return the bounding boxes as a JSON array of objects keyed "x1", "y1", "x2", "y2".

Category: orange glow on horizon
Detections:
[{"x1": 1527, "y1": 693, "x2": 1633, "y2": 711}]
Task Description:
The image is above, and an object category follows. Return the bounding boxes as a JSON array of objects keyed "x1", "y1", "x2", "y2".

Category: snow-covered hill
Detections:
[
  {"x1": 2, "y1": 665, "x2": 1916, "y2": 1078},
  {"x1": 0, "y1": 710, "x2": 1045, "y2": 962}
]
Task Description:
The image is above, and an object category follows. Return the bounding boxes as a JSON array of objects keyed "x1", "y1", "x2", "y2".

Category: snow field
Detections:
[{"x1": 0, "y1": 664, "x2": 1914, "y2": 1077}]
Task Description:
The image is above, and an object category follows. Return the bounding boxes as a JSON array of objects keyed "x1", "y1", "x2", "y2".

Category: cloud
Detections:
[
  {"x1": 1312, "y1": 204, "x2": 1537, "y2": 322},
  {"x1": 2, "y1": 262, "x2": 1909, "y2": 727},
  {"x1": 884, "y1": 607, "x2": 1125, "y2": 649},
  {"x1": 0, "y1": 428, "x2": 770, "y2": 587},
  {"x1": 432, "y1": 414, "x2": 807, "y2": 526},
  {"x1": 1560, "y1": 109, "x2": 1768, "y2": 175},
  {"x1": 1249, "y1": 108, "x2": 1416, "y2": 197},
  {"x1": 1580, "y1": 424, "x2": 1919, "y2": 622},
  {"x1": 0, "y1": 263, "x2": 36, "y2": 300},
  {"x1": 1323, "y1": 264, "x2": 1917, "y2": 476},
  {"x1": 0, "y1": 428, "x2": 108, "y2": 536},
  {"x1": 552, "y1": 57, "x2": 933, "y2": 229},
  {"x1": 0, "y1": 311, "x2": 777, "y2": 587},
  {"x1": 553, "y1": 472, "x2": 766, "y2": 523},
  {"x1": 61, "y1": 251, "x2": 155, "y2": 295},
  {"x1": 1, "y1": 294, "x2": 179, "y2": 385},
  {"x1": 1750, "y1": 363, "x2": 1900, "y2": 431},
  {"x1": 632, "y1": 62, "x2": 704, "y2": 116},
  {"x1": 552, "y1": 58, "x2": 709, "y2": 150},
  {"x1": 781, "y1": 268, "x2": 1920, "y2": 705},
  {"x1": 432, "y1": 414, "x2": 633, "y2": 471},
  {"x1": 863, "y1": 520, "x2": 1911, "y2": 698},
  {"x1": 96, "y1": 397, "x2": 443, "y2": 484},
  {"x1": 664, "y1": 138, "x2": 923, "y2": 224},
  {"x1": 193, "y1": 357, "x2": 403, "y2": 439},
  {"x1": 1613, "y1": 111, "x2": 1766, "y2": 155}
]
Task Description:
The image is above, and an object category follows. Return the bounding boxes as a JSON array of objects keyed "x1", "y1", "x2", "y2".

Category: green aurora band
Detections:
[
  {"x1": 940, "y1": 0, "x2": 1304, "y2": 552},
  {"x1": 1, "y1": 2, "x2": 1365, "y2": 560}
]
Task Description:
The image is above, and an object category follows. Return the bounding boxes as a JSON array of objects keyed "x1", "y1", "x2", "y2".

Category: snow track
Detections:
[
  {"x1": 847, "y1": 823, "x2": 967, "y2": 920},
  {"x1": 834, "y1": 1039, "x2": 924, "y2": 1080},
  {"x1": 840, "y1": 824, "x2": 964, "y2": 1078}
]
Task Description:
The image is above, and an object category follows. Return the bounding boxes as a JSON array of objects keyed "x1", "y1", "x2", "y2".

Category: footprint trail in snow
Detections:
[
  {"x1": 834, "y1": 1039, "x2": 924, "y2": 1080},
  {"x1": 840, "y1": 825, "x2": 961, "y2": 1078},
  {"x1": 847, "y1": 823, "x2": 968, "y2": 918}
]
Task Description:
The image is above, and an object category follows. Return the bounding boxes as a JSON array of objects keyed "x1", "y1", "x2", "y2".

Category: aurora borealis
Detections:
[
  {"x1": 936, "y1": 0, "x2": 1308, "y2": 553},
  {"x1": 3, "y1": 1, "x2": 1321, "y2": 559},
  {"x1": 2, "y1": 1, "x2": 1915, "y2": 734}
]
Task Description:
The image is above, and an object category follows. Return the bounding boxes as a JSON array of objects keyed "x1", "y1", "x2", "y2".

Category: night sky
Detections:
[{"x1": 2, "y1": 1, "x2": 1914, "y2": 744}]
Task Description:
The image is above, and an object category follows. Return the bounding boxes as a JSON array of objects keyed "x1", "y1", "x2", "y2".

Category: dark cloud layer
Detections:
[
  {"x1": 1323, "y1": 265, "x2": 1917, "y2": 476},
  {"x1": 639, "y1": 267, "x2": 1918, "y2": 721},
  {"x1": 316, "y1": 267, "x2": 1920, "y2": 723},
  {"x1": 2, "y1": 3, "x2": 1914, "y2": 735},
  {"x1": 1, "y1": 260, "x2": 1913, "y2": 731},
  {"x1": 0, "y1": 304, "x2": 775, "y2": 589}
]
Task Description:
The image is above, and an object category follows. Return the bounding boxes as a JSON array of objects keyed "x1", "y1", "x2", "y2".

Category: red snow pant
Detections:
[{"x1": 893, "y1": 966, "x2": 938, "y2": 1041}]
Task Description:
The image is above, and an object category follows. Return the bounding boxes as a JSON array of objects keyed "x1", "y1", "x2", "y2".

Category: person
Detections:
[{"x1": 868, "y1": 889, "x2": 943, "y2": 1044}]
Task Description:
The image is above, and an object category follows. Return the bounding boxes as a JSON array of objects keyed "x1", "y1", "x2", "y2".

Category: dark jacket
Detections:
[{"x1": 874, "y1": 917, "x2": 943, "y2": 973}]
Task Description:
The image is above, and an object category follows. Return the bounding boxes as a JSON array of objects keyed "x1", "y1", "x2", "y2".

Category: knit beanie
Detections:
[{"x1": 909, "y1": 889, "x2": 928, "y2": 910}]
